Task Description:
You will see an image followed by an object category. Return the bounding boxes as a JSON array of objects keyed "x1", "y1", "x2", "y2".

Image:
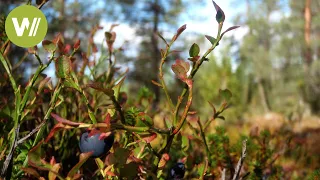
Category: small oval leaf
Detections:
[
  {"x1": 42, "y1": 40, "x2": 56, "y2": 53},
  {"x1": 189, "y1": 43, "x2": 200, "y2": 57}
]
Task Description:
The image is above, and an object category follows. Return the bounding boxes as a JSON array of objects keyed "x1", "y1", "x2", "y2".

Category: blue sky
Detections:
[{"x1": 93, "y1": 0, "x2": 248, "y2": 57}]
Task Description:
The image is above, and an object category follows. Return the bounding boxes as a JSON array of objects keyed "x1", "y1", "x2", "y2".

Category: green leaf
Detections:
[
  {"x1": 42, "y1": 40, "x2": 56, "y2": 53},
  {"x1": 205, "y1": 35, "x2": 217, "y2": 45},
  {"x1": 64, "y1": 77, "x2": 80, "y2": 91},
  {"x1": 189, "y1": 43, "x2": 200, "y2": 57},
  {"x1": 95, "y1": 158, "x2": 105, "y2": 170},
  {"x1": 219, "y1": 89, "x2": 232, "y2": 102},
  {"x1": 197, "y1": 163, "x2": 205, "y2": 177},
  {"x1": 55, "y1": 55, "x2": 71, "y2": 78},
  {"x1": 113, "y1": 76, "x2": 126, "y2": 101},
  {"x1": 181, "y1": 136, "x2": 189, "y2": 151},
  {"x1": 212, "y1": 0, "x2": 225, "y2": 23}
]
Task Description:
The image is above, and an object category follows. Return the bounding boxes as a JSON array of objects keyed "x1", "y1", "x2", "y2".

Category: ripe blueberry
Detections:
[
  {"x1": 79, "y1": 131, "x2": 114, "y2": 157},
  {"x1": 169, "y1": 162, "x2": 185, "y2": 179}
]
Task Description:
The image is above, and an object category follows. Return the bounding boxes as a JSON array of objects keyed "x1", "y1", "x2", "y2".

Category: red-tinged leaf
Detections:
[
  {"x1": 172, "y1": 59, "x2": 190, "y2": 81},
  {"x1": 52, "y1": 33, "x2": 61, "y2": 44},
  {"x1": 180, "y1": 157, "x2": 187, "y2": 163},
  {"x1": 67, "y1": 152, "x2": 93, "y2": 178},
  {"x1": 172, "y1": 63, "x2": 187, "y2": 80},
  {"x1": 57, "y1": 40, "x2": 64, "y2": 54},
  {"x1": 221, "y1": 26, "x2": 240, "y2": 38},
  {"x1": 54, "y1": 55, "x2": 72, "y2": 78},
  {"x1": 104, "y1": 113, "x2": 111, "y2": 125},
  {"x1": 188, "y1": 111, "x2": 197, "y2": 115},
  {"x1": 64, "y1": 44, "x2": 71, "y2": 54},
  {"x1": 72, "y1": 173, "x2": 82, "y2": 180},
  {"x1": 151, "y1": 80, "x2": 162, "y2": 87},
  {"x1": 73, "y1": 39, "x2": 81, "y2": 50},
  {"x1": 42, "y1": 40, "x2": 56, "y2": 53},
  {"x1": 99, "y1": 132, "x2": 112, "y2": 140},
  {"x1": 188, "y1": 56, "x2": 200, "y2": 62},
  {"x1": 50, "y1": 156, "x2": 56, "y2": 166},
  {"x1": 45, "y1": 123, "x2": 74, "y2": 142},
  {"x1": 105, "y1": 171, "x2": 116, "y2": 177},
  {"x1": 143, "y1": 133, "x2": 157, "y2": 143},
  {"x1": 176, "y1": 59, "x2": 190, "y2": 72},
  {"x1": 212, "y1": 1, "x2": 225, "y2": 23},
  {"x1": 173, "y1": 24, "x2": 187, "y2": 41},
  {"x1": 21, "y1": 167, "x2": 40, "y2": 178},
  {"x1": 158, "y1": 153, "x2": 170, "y2": 169},
  {"x1": 86, "y1": 82, "x2": 114, "y2": 96},
  {"x1": 88, "y1": 129, "x2": 100, "y2": 137},
  {"x1": 177, "y1": 24, "x2": 187, "y2": 35},
  {"x1": 51, "y1": 113, "x2": 82, "y2": 126},
  {"x1": 48, "y1": 163, "x2": 61, "y2": 180}
]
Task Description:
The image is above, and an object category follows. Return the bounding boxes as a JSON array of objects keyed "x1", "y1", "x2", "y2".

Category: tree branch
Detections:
[{"x1": 232, "y1": 139, "x2": 247, "y2": 180}]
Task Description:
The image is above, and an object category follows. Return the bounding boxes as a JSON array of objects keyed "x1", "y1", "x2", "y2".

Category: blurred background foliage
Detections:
[
  {"x1": 2, "y1": 0, "x2": 320, "y2": 117},
  {"x1": 1, "y1": 0, "x2": 320, "y2": 178}
]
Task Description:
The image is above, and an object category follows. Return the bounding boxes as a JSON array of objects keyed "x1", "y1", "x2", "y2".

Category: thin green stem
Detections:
[
  {"x1": 197, "y1": 119, "x2": 210, "y2": 156},
  {"x1": 159, "y1": 42, "x2": 175, "y2": 110},
  {"x1": 0, "y1": 51, "x2": 17, "y2": 91},
  {"x1": 173, "y1": 80, "x2": 193, "y2": 135}
]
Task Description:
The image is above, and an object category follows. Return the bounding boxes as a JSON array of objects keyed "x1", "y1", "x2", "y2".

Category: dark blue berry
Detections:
[
  {"x1": 169, "y1": 162, "x2": 185, "y2": 179},
  {"x1": 79, "y1": 131, "x2": 114, "y2": 157}
]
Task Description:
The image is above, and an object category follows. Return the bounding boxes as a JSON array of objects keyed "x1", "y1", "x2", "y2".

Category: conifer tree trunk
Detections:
[
  {"x1": 150, "y1": 0, "x2": 161, "y2": 107},
  {"x1": 304, "y1": 0, "x2": 312, "y2": 67}
]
